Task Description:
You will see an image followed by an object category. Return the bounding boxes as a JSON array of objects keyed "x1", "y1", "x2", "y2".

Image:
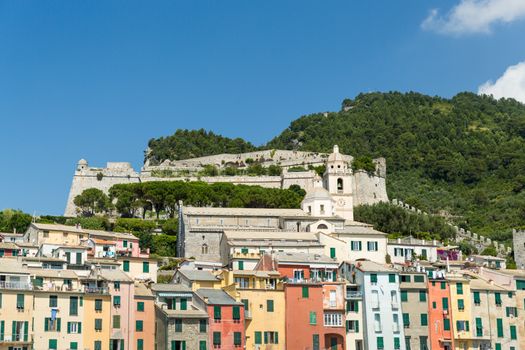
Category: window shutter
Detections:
[
  {"x1": 371, "y1": 274, "x2": 378, "y2": 283},
  {"x1": 444, "y1": 318, "x2": 450, "y2": 331},
  {"x1": 355, "y1": 320, "x2": 359, "y2": 332},
  {"x1": 199, "y1": 341, "x2": 206, "y2": 350},
  {"x1": 403, "y1": 313, "x2": 410, "y2": 327},
  {"x1": 389, "y1": 274, "x2": 395, "y2": 283},
  {"x1": 171, "y1": 341, "x2": 176, "y2": 350},
  {"x1": 11, "y1": 322, "x2": 15, "y2": 341},
  {"x1": 465, "y1": 321, "x2": 469, "y2": 332},
  {"x1": 302, "y1": 286, "x2": 309, "y2": 298},
  {"x1": 275, "y1": 332, "x2": 278, "y2": 344},
  {"x1": 473, "y1": 292, "x2": 480, "y2": 304},
  {"x1": 495, "y1": 293, "x2": 502, "y2": 305},
  {"x1": 180, "y1": 299, "x2": 187, "y2": 311},
  {"x1": 475, "y1": 318, "x2": 482, "y2": 336},
  {"x1": 330, "y1": 248, "x2": 336, "y2": 258},
  {"x1": 496, "y1": 318, "x2": 503, "y2": 337},
  {"x1": 401, "y1": 291, "x2": 408, "y2": 302},
  {"x1": 267, "y1": 300, "x2": 274, "y2": 312},
  {"x1": 419, "y1": 290, "x2": 426, "y2": 302},
  {"x1": 377, "y1": 336, "x2": 384, "y2": 349},
  {"x1": 0, "y1": 321, "x2": 3, "y2": 341},
  {"x1": 233, "y1": 305, "x2": 240, "y2": 319},
  {"x1": 213, "y1": 332, "x2": 221, "y2": 345},
  {"x1": 56, "y1": 318, "x2": 61, "y2": 332},
  {"x1": 394, "y1": 337, "x2": 400, "y2": 349},
  {"x1": 181, "y1": 341, "x2": 186, "y2": 350},
  {"x1": 458, "y1": 299, "x2": 464, "y2": 310},
  {"x1": 23, "y1": 321, "x2": 28, "y2": 342},
  {"x1": 143, "y1": 262, "x2": 149, "y2": 273},
  {"x1": 442, "y1": 297, "x2": 449, "y2": 310},
  {"x1": 456, "y1": 283, "x2": 463, "y2": 295},
  {"x1": 78, "y1": 322, "x2": 82, "y2": 334},
  {"x1": 254, "y1": 331, "x2": 262, "y2": 344},
  {"x1": 511, "y1": 325, "x2": 517, "y2": 340},
  {"x1": 358, "y1": 241, "x2": 362, "y2": 250},
  {"x1": 67, "y1": 322, "x2": 71, "y2": 334},
  {"x1": 264, "y1": 331, "x2": 268, "y2": 344},
  {"x1": 214, "y1": 306, "x2": 221, "y2": 319},
  {"x1": 44, "y1": 318, "x2": 49, "y2": 332}
]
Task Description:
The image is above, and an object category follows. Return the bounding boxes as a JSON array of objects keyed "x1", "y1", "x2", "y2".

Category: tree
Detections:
[
  {"x1": 0, "y1": 209, "x2": 32, "y2": 233},
  {"x1": 481, "y1": 246, "x2": 498, "y2": 257},
  {"x1": 73, "y1": 188, "x2": 111, "y2": 217}
]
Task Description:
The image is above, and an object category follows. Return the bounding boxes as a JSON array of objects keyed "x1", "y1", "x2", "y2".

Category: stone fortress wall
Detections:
[{"x1": 64, "y1": 148, "x2": 388, "y2": 216}]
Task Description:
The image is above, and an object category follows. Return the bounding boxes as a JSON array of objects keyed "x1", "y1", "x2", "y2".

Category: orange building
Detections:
[
  {"x1": 134, "y1": 283, "x2": 155, "y2": 350},
  {"x1": 428, "y1": 278, "x2": 454, "y2": 350},
  {"x1": 285, "y1": 283, "x2": 345, "y2": 350}
]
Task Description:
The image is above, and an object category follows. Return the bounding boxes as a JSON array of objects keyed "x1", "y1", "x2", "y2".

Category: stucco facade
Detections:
[
  {"x1": 428, "y1": 278, "x2": 455, "y2": 350},
  {"x1": 83, "y1": 294, "x2": 111, "y2": 350},
  {"x1": 399, "y1": 272, "x2": 430, "y2": 350}
]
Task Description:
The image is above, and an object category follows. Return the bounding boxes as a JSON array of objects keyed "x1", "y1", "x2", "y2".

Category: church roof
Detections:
[
  {"x1": 303, "y1": 187, "x2": 332, "y2": 201},
  {"x1": 327, "y1": 145, "x2": 345, "y2": 163}
]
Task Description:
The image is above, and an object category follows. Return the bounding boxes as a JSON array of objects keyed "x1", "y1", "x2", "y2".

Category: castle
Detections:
[{"x1": 64, "y1": 145, "x2": 388, "y2": 217}]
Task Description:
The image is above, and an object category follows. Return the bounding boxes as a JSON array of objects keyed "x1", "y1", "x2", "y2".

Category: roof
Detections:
[
  {"x1": 91, "y1": 238, "x2": 116, "y2": 245},
  {"x1": 0, "y1": 258, "x2": 30, "y2": 274},
  {"x1": 183, "y1": 206, "x2": 306, "y2": 217},
  {"x1": 232, "y1": 270, "x2": 281, "y2": 278},
  {"x1": 23, "y1": 257, "x2": 66, "y2": 263},
  {"x1": 87, "y1": 229, "x2": 138, "y2": 240},
  {"x1": 161, "y1": 308, "x2": 209, "y2": 318},
  {"x1": 98, "y1": 269, "x2": 133, "y2": 282},
  {"x1": 151, "y1": 283, "x2": 192, "y2": 293},
  {"x1": 471, "y1": 255, "x2": 506, "y2": 261},
  {"x1": 178, "y1": 269, "x2": 219, "y2": 282},
  {"x1": 303, "y1": 187, "x2": 332, "y2": 201},
  {"x1": 0, "y1": 242, "x2": 19, "y2": 250},
  {"x1": 134, "y1": 283, "x2": 154, "y2": 297},
  {"x1": 353, "y1": 260, "x2": 397, "y2": 273},
  {"x1": 223, "y1": 230, "x2": 319, "y2": 242},
  {"x1": 467, "y1": 276, "x2": 509, "y2": 291},
  {"x1": 31, "y1": 223, "x2": 86, "y2": 234},
  {"x1": 86, "y1": 258, "x2": 121, "y2": 265},
  {"x1": 15, "y1": 242, "x2": 39, "y2": 248},
  {"x1": 335, "y1": 222, "x2": 386, "y2": 236},
  {"x1": 388, "y1": 237, "x2": 441, "y2": 247},
  {"x1": 28, "y1": 268, "x2": 78, "y2": 279},
  {"x1": 196, "y1": 288, "x2": 242, "y2": 305},
  {"x1": 275, "y1": 251, "x2": 338, "y2": 265}
]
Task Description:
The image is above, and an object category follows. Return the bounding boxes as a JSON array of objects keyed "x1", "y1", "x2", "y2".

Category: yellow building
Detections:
[
  {"x1": 448, "y1": 274, "x2": 473, "y2": 350},
  {"x1": 24, "y1": 223, "x2": 85, "y2": 246},
  {"x1": 222, "y1": 270, "x2": 286, "y2": 350},
  {"x1": 82, "y1": 291, "x2": 111, "y2": 350},
  {"x1": 173, "y1": 269, "x2": 222, "y2": 290},
  {"x1": 0, "y1": 259, "x2": 33, "y2": 350}
]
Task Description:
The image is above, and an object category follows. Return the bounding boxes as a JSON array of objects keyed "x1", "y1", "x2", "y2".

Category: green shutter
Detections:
[
  {"x1": 495, "y1": 344, "x2": 501, "y2": 350},
  {"x1": 175, "y1": 319, "x2": 182, "y2": 332},
  {"x1": 67, "y1": 322, "x2": 71, "y2": 334},
  {"x1": 267, "y1": 300, "x2": 274, "y2": 312},
  {"x1": 16, "y1": 294, "x2": 24, "y2": 309},
  {"x1": 11, "y1": 321, "x2": 15, "y2": 341},
  {"x1": 497, "y1": 318, "x2": 503, "y2": 337},
  {"x1": 473, "y1": 291, "x2": 480, "y2": 304},
  {"x1": 389, "y1": 274, "x2": 395, "y2": 283},
  {"x1": 234, "y1": 332, "x2": 241, "y2": 346},
  {"x1": 214, "y1": 306, "x2": 221, "y2": 319},
  {"x1": 45, "y1": 318, "x2": 49, "y2": 332},
  {"x1": 199, "y1": 341, "x2": 206, "y2": 350},
  {"x1": 136, "y1": 320, "x2": 143, "y2": 331},
  {"x1": 275, "y1": 332, "x2": 279, "y2": 344},
  {"x1": 137, "y1": 339, "x2": 144, "y2": 350},
  {"x1": 114, "y1": 296, "x2": 121, "y2": 306},
  {"x1": 255, "y1": 331, "x2": 262, "y2": 344},
  {"x1": 78, "y1": 322, "x2": 82, "y2": 333},
  {"x1": 137, "y1": 301, "x2": 144, "y2": 312},
  {"x1": 49, "y1": 339, "x2": 57, "y2": 350},
  {"x1": 355, "y1": 321, "x2": 359, "y2": 332},
  {"x1": 238, "y1": 261, "x2": 244, "y2": 270},
  {"x1": 401, "y1": 291, "x2": 408, "y2": 302},
  {"x1": 199, "y1": 319, "x2": 207, "y2": 333},
  {"x1": 495, "y1": 293, "x2": 502, "y2": 305},
  {"x1": 330, "y1": 247, "x2": 336, "y2": 258},
  {"x1": 70, "y1": 296, "x2": 78, "y2": 315},
  {"x1": 180, "y1": 298, "x2": 187, "y2": 310},
  {"x1": 458, "y1": 299, "x2": 464, "y2": 310},
  {"x1": 377, "y1": 336, "x2": 384, "y2": 349},
  {"x1": 414, "y1": 275, "x2": 424, "y2": 283},
  {"x1": 309, "y1": 311, "x2": 317, "y2": 324},
  {"x1": 419, "y1": 290, "x2": 426, "y2": 302},
  {"x1": 143, "y1": 261, "x2": 149, "y2": 273},
  {"x1": 264, "y1": 331, "x2": 268, "y2": 344},
  {"x1": 95, "y1": 299, "x2": 102, "y2": 311},
  {"x1": 70, "y1": 342, "x2": 78, "y2": 350},
  {"x1": 456, "y1": 283, "x2": 463, "y2": 295},
  {"x1": 420, "y1": 314, "x2": 428, "y2": 326},
  {"x1": 511, "y1": 325, "x2": 517, "y2": 340},
  {"x1": 371, "y1": 274, "x2": 378, "y2": 283},
  {"x1": 233, "y1": 305, "x2": 240, "y2": 319},
  {"x1": 113, "y1": 315, "x2": 120, "y2": 329},
  {"x1": 302, "y1": 286, "x2": 309, "y2": 298},
  {"x1": 123, "y1": 260, "x2": 130, "y2": 272},
  {"x1": 394, "y1": 337, "x2": 400, "y2": 349},
  {"x1": 94, "y1": 341, "x2": 101, "y2": 350},
  {"x1": 442, "y1": 297, "x2": 449, "y2": 310},
  {"x1": 213, "y1": 332, "x2": 221, "y2": 345},
  {"x1": 444, "y1": 318, "x2": 450, "y2": 331},
  {"x1": 475, "y1": 318, "x2": 483, "y2": 336},
  {"x1": 403, "y1": 313, "x2": 410, "y2": 327},
  {"x1": 312, "y1": 334, "x2": 319, "y2": 350},
  {"x1": 23, "y1": 321, "x2": 28, "y2": 341},
  {"x1": 0, "y1": 320, "x2": 4, "y2": 341},
  {"x1": 440, "y1": 281, "x2": 446, "y2": 290}
]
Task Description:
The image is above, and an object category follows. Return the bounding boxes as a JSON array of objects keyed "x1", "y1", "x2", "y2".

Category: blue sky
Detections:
[{"x1": 1, "y1": 0, "x2": 525, "y2": 215}]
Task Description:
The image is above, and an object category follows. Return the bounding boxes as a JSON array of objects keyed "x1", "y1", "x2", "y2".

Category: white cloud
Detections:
[
  {"x1": 422, "y1": 0, "x2": 525, "y2": 35},
  {"x1": 478, "y1": 61, "x2": 525, "y2": 103}
]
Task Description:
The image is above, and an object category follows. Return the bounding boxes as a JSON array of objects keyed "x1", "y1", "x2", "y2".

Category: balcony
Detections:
[
  {"x1": 0, "y1": 281, "x2": 32, "y2": 290},
  {"x1": 0, "y1": 333, "x2": 32, "y2": 344},
  {"x1": 346, "y1": 291, "x2": 362, "y2": 299},
  {"x1": 244, "y1": 310, "x2": 252, "y2": 319},
  {"x1": 84, "y1": 286, "x2": 109, "y2": 294}
]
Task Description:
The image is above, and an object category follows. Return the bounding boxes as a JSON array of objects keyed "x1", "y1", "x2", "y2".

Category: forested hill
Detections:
[{"x1": 146, "y1": 92, "x2": 525, "y2": 241}]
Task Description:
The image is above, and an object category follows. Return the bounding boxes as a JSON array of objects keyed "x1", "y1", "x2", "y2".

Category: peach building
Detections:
[
  {"x1": 133, "y1": 283, "x2": 155, "y2": 350},
  {"x1": 428, "y1": 277, "x2": 455, "y2": 350}
]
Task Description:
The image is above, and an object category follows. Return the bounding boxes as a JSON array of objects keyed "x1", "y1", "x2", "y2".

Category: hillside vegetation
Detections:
[{"x1": 147, "y1": 92, "x2": 525, "y2": 241}]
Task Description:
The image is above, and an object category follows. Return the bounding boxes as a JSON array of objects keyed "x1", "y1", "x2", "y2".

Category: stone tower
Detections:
[
  {"x1": 323, "y1": 145, "x2": 354, "y2": 221},
  {"x1": 513, "y1": 229, "x2": 525, "y2": 269}
]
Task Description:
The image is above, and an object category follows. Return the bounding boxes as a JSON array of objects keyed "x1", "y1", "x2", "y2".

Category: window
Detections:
[
  {"x1": 320, "y1": 204, "x2": 325, "y2": 214},
  {"x1": 419, "y1": 336, "x2": 428, "y2": 350},
  {"x1": 346, "y1": 300, "x2": 359, "y2": 312},
  {"x1": 403, "y1": 313, "x2": 410, "y2": 328},
  {"x1": 330, "y1": 247, "x2": 336, "y2": 259},
  {"x1": 69, "y1": 296, "x2": 78, "y2": 316},
  {"x1": 255, "y1": 332, "x2": 262, "y2": 345},
  {"x1": 45, "y1": 318, "x2": 61, "y2": 332},
  {"x1": 401, "y1": 291, "x2": 408, "y2": 302},
  {"x1": 329, "y1": 290, "x2": 336, "y2": 307},
  {"x1": 495, "y1": 292, "x2": 502, "y2": 306},
  {"x1": 264, "y1": 331, "x2": 279, "y2": 344},
  {"x1": 16, "y1": 294, "x2": 24, "y2": 309},
  {"x1": 393, "y1": 314, "x2": 400, "y2": 332},
  {"x1": 432, "y1": 301, "x2": 436, "y2": 309},
  {"x1": 368, "y1": 241, "x2": 378, "y2": 251},
  {"x1": 400, "y1": 275, "x2": 411, "y2": 283},
  {"x1": 506, "y1": 306, "x2": 518, "y2": 317},
  {"x1": 94, "y1": 319, "x2": 102, "y2": 331},
  {"x1": 213, "y1": 332, "x2": 221, "y2": 346},
  {"x1": 473, "y1": 291, "x2": 480, "y2": 305},
  {"x1": 389, "y1": 274, "x2": 396, "y2": 283},
  {"x1": 405, "y1": 337, "x2": 411, "y2": 350},
  {"x1": 180, "y1": 298, "x2": 187, "y2": 310},
  {"x1": 137, "y1": 301, "x2": 144, "y2": 312},
  {"x1": 214, "y1": 306, "x2": 221, "y2": 320},
  {"x1": 456, "y1": 283, "x2": 463, "y2": 295},
  {"x1": 312, "y1": 334, "x2": 320, "y2": 350},
  {"x1": 374, "y1": 314, "x2": 382, "y2": 332},
  {"x1": 67, "y1": 321, "x2": 81, "y2": 334},
  {"x1": 475, "y1": 318, "x2": 483, "y2": 337},
  {"x1": 394, "y1": 337, "x2": 400, "y2": 349},
  {"x1": 510, "y1": 325, "x2": 517, "y2": 340},
  {"x1": 49, "y1": 295, "x2": 58, "y2": 308},
  {"x1": 440, "y1": 281, "x2": 446, "y2": 290},
  {"x1": 143, "y1": 262, "x2": 149, "y2": 273},
  {"x1": 496, "y1": 318, "x2": 503, "y2": 337},
  {"x1": 420, "y1": 314, "x2": 428, "y2": 326},
  {"x1": 114, "y1": 281, "x2": 120, "y2": 291},
  {"x1": 444, "y1": 318, "x2": 450, "y2": 331},
  {"x1": 419, "y1": 290, "x2": 426, "y2": 302},
  {"x1": 201, "y1": 244, "x2": 208, "y2": 254},
  {"x1": 233, "y1": 306, "x2": 240, "y2": 321},
  {"x1": 350, "y1": 241, "x2": 362, "y2": 251},
  {"x1": 174, "y1": 319, "x2": 182, "y2": 332},
  {"x1": 414, "y1": 275, "x2": 424, "y2": 283},
  {"x1": 137, "y1": 339, "x2": 144, "y2": 350},
  {"x1": 43, "y1": 230, "x2": 49, "y2": 238},
  {"x1": 442, "y1": 297, "x2": 449, "y2": 310},
  {"x1": 123, "y1": 240, "x2": 128, "y2": 248},
  {"x1": 377, "y1": 336, "x2": 384, "y2": 350},
  {"x1": 456, "y1": 320, "x2": 470, "y2": 332},
  {"x1": 370, "y1": 274, "x2": 378, "y2": 284},
  {"x1": 94, "y1": 341, "x2": 102, "y2": 350},
  {"x1": 302, "y1": 286, "x2": 309, "y2": 298},
  {"x1": 391, "y1": 291, "x2": 398, "y2": 307},
  {"x1": 234, "y1": 332, "x2": 242, "y2": 346},
  {"x1": 49, "y1": 339, "x2": 57, "y2": 350},
  {"x1": 199, "y1": 319, "x2": 207, "y2": 333},
  {"x1": 346, "y1": 320, "x2": 359, "y2": 332},
  {"x1": 267, "y1": 299, "x2": 274, "y2": 312},
  {"x1": 238, "y1": 261, "x2": 244, "y2": 270},
  {"x1": 307, "y1": 311, "x2": 317, "y2": 325},
  {"x1": 113, "y1": 296, "x2": 121, "y2": 307},
  {"x1": 113, "y1": 315, "x2": 120, "y2": 329},
  {"x1": 70, "y1": 342, "x2": 78, "y2": 350},
  {"x1": 95, "y1": 299, "x2": 102, "y2": 311},
  {"x1": 458, "y1": 299, "x2": 464, "y2": 311},
  {"x1": 136, "y1": 320, "x2": 143, "y2": 332},
  {"x1": 123, "y1": 260, "x2": 130, "y2": 272},
  {"x1": 323, "y1": 313, "x2": 343, "y2": 327},
  {"x1": 234, "y1": 277, "x2": 249, "y2": 289}
]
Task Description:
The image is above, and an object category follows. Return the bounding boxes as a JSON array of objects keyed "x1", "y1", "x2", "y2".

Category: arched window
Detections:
[
  {"x1": 317, "y1": 224, "x2": 328, "y2": 230},
  {"x1": 201, "y1": 244, "x2": 208, "y2": 255},
  {"x1": 337, "y1": 178, "x2": 344, "y2": 192}
]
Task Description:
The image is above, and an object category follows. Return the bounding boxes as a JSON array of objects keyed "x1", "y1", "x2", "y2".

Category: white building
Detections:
[
  {"x1": 387, "y1": 237, "x2": 440, "y2": 264},
  {"x1": 341, "y1": 260, "x2": 406, "y2": 350}
]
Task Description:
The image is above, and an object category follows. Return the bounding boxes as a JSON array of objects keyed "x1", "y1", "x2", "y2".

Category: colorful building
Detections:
[
  {"x1": 427, "y1": 277, "x2": 454, "y2": 350},
  {"x1": 134, "y1": 283, "x2": 155, "y2": 350},
  {"x1": 447, "y1": 274, "x2": 472, "y2": 350},
  {"x1": 399, "y1": 272, "x2": 430, "y2": 350}
]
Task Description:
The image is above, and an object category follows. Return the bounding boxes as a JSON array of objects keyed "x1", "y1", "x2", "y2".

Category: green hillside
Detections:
[{"x1": 146, "y1": 92, "x2": 525, "y2": 241}]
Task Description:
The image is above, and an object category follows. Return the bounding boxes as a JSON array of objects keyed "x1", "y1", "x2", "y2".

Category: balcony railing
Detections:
[
  {"x1": 84, "y1": 287, "x2": 109, "y2": 294},
  {"x1": 346, "y1": 291, "x2": 362, "y2": 299},
  {"x1": 0, "y1": 333, "x2": 32, "y2": 342},
  {"x1": 0, "y1": 281, "x2": 32, "y2": 290}
]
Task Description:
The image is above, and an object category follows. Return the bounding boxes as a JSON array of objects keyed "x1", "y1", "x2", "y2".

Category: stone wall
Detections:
[{"x1": 513, "y1": 229, "x2": 525, "y2": 269}]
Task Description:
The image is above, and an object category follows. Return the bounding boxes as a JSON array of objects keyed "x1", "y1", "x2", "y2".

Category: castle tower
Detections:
[
  {"x1": 323, "y1": 145, "x2": 354, "y2": 221},
  {"x1": 77, "y1": 159, "x2": 88, "y2": 171},
  {"x1": 301, "y1": 175, "x2": 334, "y2": 217}
]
